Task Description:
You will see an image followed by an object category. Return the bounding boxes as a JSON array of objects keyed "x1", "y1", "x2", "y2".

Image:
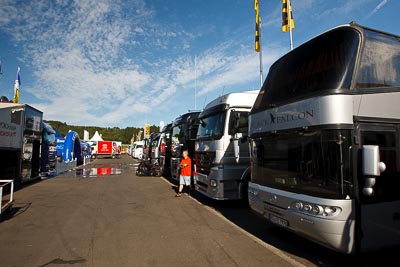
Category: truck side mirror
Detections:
[
  {"x1": 233, "y1": 112, "x2": 241, "y2": 133},
  {"x1": 228, "y1": 110, "x2": 241, "y2": 136},
  {"x1": 362, "y1": 145, "x2": 386, "y2": 196}
]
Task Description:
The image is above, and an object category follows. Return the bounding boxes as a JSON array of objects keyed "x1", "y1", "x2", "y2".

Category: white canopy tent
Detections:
[{"x1": 89, "y1": 130, "x2": 103, "y2": 141}]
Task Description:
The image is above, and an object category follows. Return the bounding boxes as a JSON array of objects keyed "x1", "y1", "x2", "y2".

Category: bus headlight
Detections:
[
  {"x1": 294, "y1": 201, "x2": 303, "y2": 210},
  {"x1": 312, "y1": 205, "x2": 324, "y2": 215},
  {"x1": 290, "y1": 201, "x2": 341, "y2": 217},
  {"x1": 303, "y1": 204, "x2": 312, "y2": 212},
  {"x1": 323, "y1": 206, "x2": 341, "y2": 216}
]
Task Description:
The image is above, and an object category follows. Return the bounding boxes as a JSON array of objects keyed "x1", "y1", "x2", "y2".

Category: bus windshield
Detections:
[
  {"x1": 251, "y1": 129, "x2": 354, "y2": 199},
  {"x1": 355, "y1": 29, "x2": 400, "y2": 89},
  {"x1": 252, "y1": 28, "x2": 360, "y2": 113},
  {"x1": 197, "y1": 112, "x2": 226, "y2": 140}
]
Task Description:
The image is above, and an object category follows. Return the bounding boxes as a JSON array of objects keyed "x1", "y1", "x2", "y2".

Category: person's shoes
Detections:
[{"x1": 175, "y1": 193, "x2": 182, "y2": 197}]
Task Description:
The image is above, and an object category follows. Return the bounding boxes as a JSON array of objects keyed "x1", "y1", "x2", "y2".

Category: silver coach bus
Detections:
[{"x1": 248, "y1": 23, "x2": 400, "y2": 254}]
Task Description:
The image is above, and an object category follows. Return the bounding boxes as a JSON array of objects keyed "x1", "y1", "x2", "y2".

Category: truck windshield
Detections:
[
  {"x1": 151, "y1": 138, "x2": 160, "y2": 148},
  {"x1": 251, "y1": 129, "x2": 353, "y2": 199},
  {"x1": 171, "y1": 125, "x2": 183, "y2": 150},
  {"x1": 197, "y1": 112, "x2": 226, "y2": 140}
]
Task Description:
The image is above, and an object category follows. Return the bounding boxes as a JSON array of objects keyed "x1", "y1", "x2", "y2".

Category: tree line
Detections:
[{"x1": 45, "y1": 120, "x2": 160, "y2": 144}]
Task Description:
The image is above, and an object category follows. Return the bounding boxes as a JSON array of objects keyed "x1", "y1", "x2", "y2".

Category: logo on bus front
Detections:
[
  {"x1": 269, "y1": 110, "x2": 314, "y2": 124},
  {"x1": 251, "y1": 109, "x2": 315, "y2": 131}
]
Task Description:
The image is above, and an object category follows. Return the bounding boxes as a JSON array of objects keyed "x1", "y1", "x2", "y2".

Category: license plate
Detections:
[{"x1": 268, "y1": 214, "x2": 288, "y2": 228}]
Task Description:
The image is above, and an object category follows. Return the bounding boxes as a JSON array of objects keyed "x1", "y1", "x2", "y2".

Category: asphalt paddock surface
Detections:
[{"x1": 0, "y1": 155, "x2": 398, "y2": 267}]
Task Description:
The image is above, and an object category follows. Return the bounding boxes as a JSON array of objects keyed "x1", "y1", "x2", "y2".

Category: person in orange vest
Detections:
[{"x1": 175, "y1": 150, "x2": 192, "y2": 197}]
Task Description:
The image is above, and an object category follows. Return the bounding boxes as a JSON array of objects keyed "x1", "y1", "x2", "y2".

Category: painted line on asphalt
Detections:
[{"x1": 159, "y1": 176, "x2": 307, "y2": 267}]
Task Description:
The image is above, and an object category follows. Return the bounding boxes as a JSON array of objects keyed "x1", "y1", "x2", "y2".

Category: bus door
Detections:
[{"x1": 357, "y1": 123, "x2": 400, "y2": 251}]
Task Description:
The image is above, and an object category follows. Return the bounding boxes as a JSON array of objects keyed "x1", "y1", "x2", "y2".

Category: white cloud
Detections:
[
  {"x1": 195, "y1": 49, "x2": 281, "y2": 97},
  {"x1": 134, "y1": 27, "x2": 144, "y2": 33},
  {"x1": 365, "y1": 0, "x2": 389, "y2": 19},
  {"x1": 271, "y1": 0, "x2": 370, "y2": 25},
  {"x1": 0, "y1": 0, "x2": 286, "y2": 128},
  {"x1": 0, "y1": 0, "x2": 164, "y2": 127}
]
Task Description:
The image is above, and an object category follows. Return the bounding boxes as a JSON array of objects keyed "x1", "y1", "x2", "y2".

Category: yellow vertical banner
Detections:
[
  {"x1": 145, "y1": 123, "x2": 150, "y2": 138},
  {"x1": 254, "y1": 0, "x2": 260, "y2": 52},
  {"x1": 282, "y1": 0, "x2": 295, "y2": 32}
]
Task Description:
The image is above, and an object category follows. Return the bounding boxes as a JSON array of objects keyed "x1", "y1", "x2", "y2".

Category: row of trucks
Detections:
[
  {"x1": 143, "y1": 23, "x2": 400, "y2": 254},
  {"x1": 127, "y1": 140, "x2": 144, "y2": 159},
  {"x1": 140, "y1": 91, "x2": 258, "y2": 201}
]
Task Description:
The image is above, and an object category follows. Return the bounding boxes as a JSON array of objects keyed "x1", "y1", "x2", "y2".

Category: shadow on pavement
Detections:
[
  {"x1": 164, "y1": 179, "x2": 400, "y2": 267},
  {"x1": 0, "y1": 202, "x2": 32, "y2": 223},
  {"x1": 37, "y1": 257, "x2": 87, "y2": 267}
]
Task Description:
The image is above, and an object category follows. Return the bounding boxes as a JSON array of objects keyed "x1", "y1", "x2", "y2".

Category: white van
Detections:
[{"x1": 133, "y1": 141, "x2": 144, "y2": 159}]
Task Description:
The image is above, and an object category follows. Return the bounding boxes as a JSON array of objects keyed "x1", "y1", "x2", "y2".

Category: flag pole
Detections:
[
  {"x1": 254, "y1": 0, "x2": 263, "y2": 88},
  {"x1": 194, "y1": 55, "x2": 197, "y2": 110},
  {"x1": 288, "y1": 0, "x2": 293, "y2": 50},
  {"x1": 258, "y1": 17, "x2": 263, "y2": 88},
  {"x1": 0, "y1": 58, "x2": 2, "y2": 90}
]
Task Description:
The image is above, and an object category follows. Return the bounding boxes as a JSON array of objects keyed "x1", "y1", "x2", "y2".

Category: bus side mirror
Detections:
[{"x1": 362, "y1": 145, "x2": 386, "y2": 196}]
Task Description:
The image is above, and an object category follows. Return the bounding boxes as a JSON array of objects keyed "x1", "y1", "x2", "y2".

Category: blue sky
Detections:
[{"x1": 0, "y1": 0, "x2": 399, "y2": 129}]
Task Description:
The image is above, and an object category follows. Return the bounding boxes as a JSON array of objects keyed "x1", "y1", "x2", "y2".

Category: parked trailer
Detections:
[
  {"x1": 248, "y1": 23, "x2": 400, "y2": 254},
  {"x1": 91, "y1": 140, "x2": 121, "y2": 159},
  {"x1": 0, "y1": 103, "x2": 43, "y2": 186}
]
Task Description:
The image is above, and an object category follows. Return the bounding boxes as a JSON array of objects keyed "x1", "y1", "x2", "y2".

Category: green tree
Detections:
[{"x1": 44, "y1": 120, "x2": 159, "y2": 144}]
